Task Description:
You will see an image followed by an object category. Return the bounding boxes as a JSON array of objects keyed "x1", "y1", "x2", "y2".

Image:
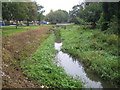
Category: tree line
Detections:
[
  {"x1": 2, "y1": 1, "x2": 120, "y2": 35},
  {"x1": 45, "y1": 10, "x2": 69, "y2": 24},
  {"x1": 2, "y1": 2, "x2": 44, "y2": 28},
  {"x1": 45, "y1": 2, "x2": 119, "y2": 35}
]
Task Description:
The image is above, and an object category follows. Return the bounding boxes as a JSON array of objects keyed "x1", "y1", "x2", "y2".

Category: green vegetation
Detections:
[
  {"x1": 2, "y1": 2, "x2": 45, "y2": 27},
  {"x1": 69, "y1": 3, "x2": 102, "y2": 28},
  {"x1": 21, "y1": 33, "x2": 83, "y2": 88},
  {"x1": 2, "y1": 1, "x2": 119, "y2": 88},
  {"x1": 45, "y1": 10, "x2": 69, "y2": 24},
  {"x1": 2, "y1": 25, "x2": 40, "y2": 35},
  {"x1": 37, "y1": 6, "x2": 45, "y2": 25},
  {"x1": 57, "y1": 25, "x2": 119, "y2": 86},
  {"x1": 70, "y1": 2, "x2": 119, "y2": 35}
]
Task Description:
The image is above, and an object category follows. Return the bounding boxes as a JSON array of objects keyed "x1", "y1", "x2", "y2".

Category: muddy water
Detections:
[{"x1": 53, "y1": 29, "x2": 115, "y2": 88}]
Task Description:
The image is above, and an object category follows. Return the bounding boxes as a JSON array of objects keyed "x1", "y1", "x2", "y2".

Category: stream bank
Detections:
[
  {"x1": 21, "y1": 32, "x2": 83, "y2": 88},
  {"x1": 53, "y1": 25, "x2": 118, "y2": 88}
]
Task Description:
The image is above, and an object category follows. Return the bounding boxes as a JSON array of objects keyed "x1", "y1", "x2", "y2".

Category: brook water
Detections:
[{"x1": 54, "y1": 29, "x2": 115, "y2": 88}]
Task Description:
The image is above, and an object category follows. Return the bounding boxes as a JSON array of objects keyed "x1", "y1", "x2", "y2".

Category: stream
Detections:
[{"x1": 54, "y1": 29, "x2": 115, "y2": 88}]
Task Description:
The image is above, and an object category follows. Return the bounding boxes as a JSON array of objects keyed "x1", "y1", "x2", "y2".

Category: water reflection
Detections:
[
  {"x1": 55, "y1": 43, "x2": 102, "y2": 88},
  {"x1": 54, "y1": 43, "x2": 62, "y2": 51}
]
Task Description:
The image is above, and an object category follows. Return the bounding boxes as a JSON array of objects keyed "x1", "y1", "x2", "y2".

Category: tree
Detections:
[
  {"x1": 37, "y1": 5, "x2": 45, "y2": 25},
  {"x1": 2, "y1": 2, "x2": 38, "y2": 27},
  {"x1": 45, "y1": 10, "x2": 69, "y2": 24},
  {"x1": 11, "y1": 2, "x2": 28, "y2": 28},
  {"x1": 26, "y1": 2, "x2": 37, "y2": 26},
  {"x1": 82, "y1": 3, "x2": 102, "y2": 28},
  {"x1": 2, "y1": 2, "x2": 13, "y2": 25},
  {"x1": 70, "y1": 2, "x2": 102, "y2": 28},
  {"x1": 69, "y1": 4, "x2": 84, "y2": 24},
  {"x1": 2, "y1": 2, "x2": 29, "y2": 28},
  {"x1": 100, "y1": 2, "x2": 119, "y2": 31},
  {"x1": 2, "y1": 2, "x2": 11, "y2": 21}
]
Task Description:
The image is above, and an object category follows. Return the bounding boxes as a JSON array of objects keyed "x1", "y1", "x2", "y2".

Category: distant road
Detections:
[{"x1": 56, "y1": 23, "x2": 74, "y2": 26}]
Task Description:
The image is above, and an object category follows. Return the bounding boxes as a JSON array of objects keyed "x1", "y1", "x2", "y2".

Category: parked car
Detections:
[{"x1": 0, "y1": 21, "x2": 5, "y2": 26}]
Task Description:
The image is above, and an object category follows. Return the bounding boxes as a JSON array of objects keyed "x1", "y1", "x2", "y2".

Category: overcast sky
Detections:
[{"x1": 35, "y1": 0, "x2": 84, "y2": 15}]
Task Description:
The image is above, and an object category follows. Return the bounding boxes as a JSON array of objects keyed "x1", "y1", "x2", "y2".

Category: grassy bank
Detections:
[
  {"x1": 21, "y1": 33, "x2": 83, "y2": 88},
  {"x1": 2, "y1": 25, "x2": 40, "y2": 35},
  {"x1": 58, "y1": 25, "x2": 119, "y2": 86}
]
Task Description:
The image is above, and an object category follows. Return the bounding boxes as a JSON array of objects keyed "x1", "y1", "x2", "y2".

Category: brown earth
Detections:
[{"x1": 2, "y1": 26, "x2": 53, "y2": 88}]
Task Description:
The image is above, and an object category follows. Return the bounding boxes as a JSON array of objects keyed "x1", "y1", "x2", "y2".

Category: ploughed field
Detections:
[{"x1": 2, "y1": 26, "x2": 52, "y2": 88}]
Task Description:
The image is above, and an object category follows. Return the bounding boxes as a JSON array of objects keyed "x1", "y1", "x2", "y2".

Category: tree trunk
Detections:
[
  {"x1": 33, "y1": 21, "x2": 36, "y2": 25},
  {"x1": 91, "y1": 22, "x2": 96, "y2": 29},
  {"x1": 16, "y1": 20, "x2": 18, "y2": 29},
  {"x1": 5, "y1": 20, "x2": 10, "y2": 26},
  {"x1": 27, "y1": 20, "x2": 29, "y2": 26},
  {"x1": 39, "y1": 19, "x2": 41, "y2": 25}
]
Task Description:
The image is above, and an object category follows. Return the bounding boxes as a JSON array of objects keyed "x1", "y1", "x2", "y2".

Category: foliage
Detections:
[
  {"x1": 69, "y1": 3, "x2": 102, "y2": 27},
  {"x1": 2, "y1": 2, "x2": 12, "y2": 21},
  {"x1": 83, "y1": 3, "x2": 102, "y2": 25},
  {"x1": 100, "y1": 2, "x2": 119, "y2": 32},
  {"x1": 45, "y1": 10, "x2": 69, "y2": 24},
  {"x1": 37, "y1": 5, "x2": 45, "y2": 25},
  {"x1": 26, "y1": 2, "x2": 38, "y2": 21},
  {"x1": 69, "y1": 4, "x2": 83, "y2": 24},
  {"x1": 21, "y1": 34, "x2": 83, "y2": 88},
  {"x1": 107, "y1": 15, "x2": 119, "y2": 34},
  {"x1": 57, "y1": 25, "x2": 119, "y2": 87},
  {"x1": 70, "y1": 2, "x2": 119, "y2": 34},
  {"x1": 2, "y1": 2, "x2": 38, "y2": 27}
]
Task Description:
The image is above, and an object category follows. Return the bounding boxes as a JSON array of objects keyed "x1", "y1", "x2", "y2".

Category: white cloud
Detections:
[{"x1": 35, "y1": 0, "x2": 83, "y2": 15}]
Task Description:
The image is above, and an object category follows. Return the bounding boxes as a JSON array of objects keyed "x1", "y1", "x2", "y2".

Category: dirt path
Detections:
[{"x1": 2, "y1": 26, "x2": 53, "y2": 88}]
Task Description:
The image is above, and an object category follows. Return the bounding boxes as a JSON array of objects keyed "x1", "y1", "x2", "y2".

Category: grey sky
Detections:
[{"x1": 35, "y1": 0, "x2": 84, "y2": 15}]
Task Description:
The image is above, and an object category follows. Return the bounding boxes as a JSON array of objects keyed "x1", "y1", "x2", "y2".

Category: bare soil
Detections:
[{"x1": 2, "y1": 26, "x2": 53, "y2": 88}]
